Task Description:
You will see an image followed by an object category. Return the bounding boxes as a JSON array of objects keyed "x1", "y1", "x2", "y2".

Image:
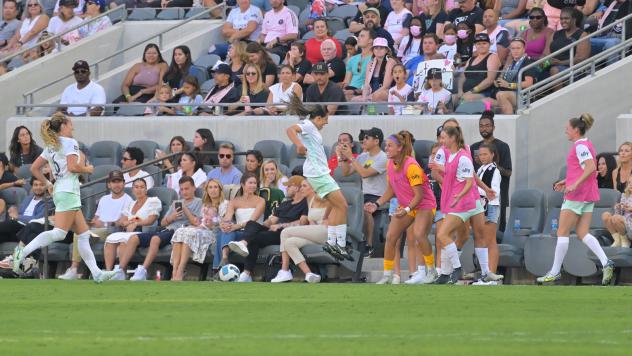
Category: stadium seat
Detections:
[
  {"x1": 287, "y1": 0, "x2": 309, "y2": 11},
  {"x1": 201, "y1": 79, "x2": 215, "y2": 95},
  {"x1": 90, "y1": 164, "x2": 122, "y2": 182},
  {"x1": 78, "y1": 141, "x2": 90, "y2": 158},
  {"x1": 302, "y1": 30, "x2": 315, "y2": 40},
  {"x1": 413, "y1": 139, "x2": 434, "y2": 170},
  {"x1": 79, "y1": 185, "x2": 100, "y2": 221},
  {"x1": 332, "y1": 167, "x2": 361, "y2": 189},
  {"x1": 148, "y1": 187, "x2": 178, "y2": 221},
  {"x1": 185, "y1": 7, "x2": 211, "y2": 19},
  {"x1": 334, "y1": 29, "x2": 352, "y2": 43},
  {"x1": 326, "y1": 18, "x2": 346, "y2": 35},
  {"x1": 157, "y1": 7, "x2": 184, "y2": 20},
  {"x1": 143, "y1": 164, "x2": 164, "y2": 187},
  {"x1": 89, "y1": 141, "x2": 123, "y2": 166},
  {"x1": 128, "y1": 8, "x2": 156, "y2": 21},
  {"x1": 524, "y1": 191, "x2": 563, "y2": 277},
  {"x1": 253, "y1": 140, "x2": 288, "y2": 166},
  {"x1": 288, "y1": 5, "x2": 300, "y2": 17},
  {"x1": 15, "y1": 164, "x2": 33, "y2": 180},
  {"x1": 194, "y1": 54, "x2": 221, "y2": 71},
  {"x1": 191, "y1": 64, "x2": 209, "y2": 84},
  {"x1": 330, "y1": 4, "x2": 359, "y2": 24},
  {"x1": 0, "y1": 188, "x2": 28, "y2": 217},
  {"x1": 128, "y1": 140, "x2": 160, "y2": 164},
  {"x1": 269, "y1": 52, "x2": 281, "y2": 66},
  {"x1": 454, "y1": 100, "x2": 486, "y2": 114},
  {"x1": 298, "y1": 7, "x2": 311, "y2": 34},
  {"x1": 117, "y1": 105, "x2": 146, "y2": 117}
]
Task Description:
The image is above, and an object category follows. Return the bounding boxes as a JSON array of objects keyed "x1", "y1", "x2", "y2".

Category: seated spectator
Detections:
[
  {"x1": 245, "y1": 41, "x2": 277, "y2": 87},
  {"x1": 589, "y1": 0, "x2": 628, "y2": 65},
  {"x1": 170, "y1": 179, "x2": 228, "y2": 281},
  {"x1": 199, "y1": 64, "x2": 242, "y2": 115},
  {"x1": 446, "y1": 0, "x2": 484, "y2": 33},
  {"x1": 8, "y1": 126, "x2": 43, "y2": 169},
  {"x1": 612, "y1": 142, "x2": 632, "y2": 193},
  {"x1": 283, "y1": 42, "x2": 312, "y2": 87},
  {"x1": 498, "y1": 0, "x2": 528, "y2": 24},
  {"x1": 0, "y1": 177, "x2": 48, "y2": 245},
  {"x1": 213, "y1": 172, "x2": 265, "y2": 270},
  {"x1": 419, "y1": 0, "x2": 449, "y2": 37},
  {"x1": 202, "y1": 0, "x2": 228, "y2": 18},
  {"x1": 144, "y1": 84, "x2": 175, "y2": 116},
  {"x1": 457, "y1": 33, "x2": 501, "y2": 102},
  {"x1": 596, "y1": 152, "x2": 617, "y2": 189},
  {"x1": 228, "y1": 175, "x2": 307, "y2": 282},
  {"x1": 304, "y1": 62, "x2": 347, "y2": 115},
  {"x1": 438, "y1": 23, "x2": 458, "y2": 60},
  {"x1": 77, "y1": 0, "x2": 111, "y2": 39},
  {"x1": 155, "y1": 136, "x2": 188, "y2": 174},
  {"x1": 305, "y1": 18, "x2": 343, "y2": 65},
  {"x1": 546, "y1": 7, "x2": 590, "y2": 78},
  {"x1": 53, "y1": 0, "x2": 84, "y2": 16},
  {"x1": 481, "y1": 9, "x2": 510, "y2": 63},
  {"x1": 47, "y1": 0, "x2": 83, "y2": 46},
  {"x1": 1, "y1": 0, "x2": 49, "y2": 55},
  {"x1": 304, "y1": 39, "x2": 346, "y2": 85},
  {"x1": 23, "y1": 30, "x2": 57, "y2": 62},
  {"x1": 193, "y1": 128, "x2": 217, "y2": 167},
  {"x1": 417, "y1": 67, "x2": 451, "y2": 114},
  {"x1": 344, "y1": 37, "x2": 358, "y2": 64},
  {"x1": 115, "y1": 176, "x2": 202, "y2": 281},
  {"x1": 328, "y1": 132, "x2": 359, "y2": 174},
  {"x1": 0, "y1": 0, "x2": 21, "y2": 51},
  {"x1": 454, "y1": 20, "x2": 475, "y2": 68},
  {"x1": 495, "y1": 38, "x2": 537, "y2": 114},
  {"x1": 350, "y1": 0, "x2": 389, "y2": 33},
  {"x1": 227, "y1": 41, "x2": 248, "y2": 86},
  {"x1": 406, "y1": 33, "x2": 445, "y2": 86},
  {"x1": 343, "y1": 28, "x2": 375, "y2": 101},
  {"x1": 207, "y1": 143, "x2": 243, "y2": 185},
  {"x1": 357, "y1": 7, "x2": 396, "y2": 53},
  {"x1": 260, "y1": 159, "x2": 289, "y2": 194},
  {"x1": 271, "y1": 179, "x2": 327, "y2": 283},
  {"x1": 244, "y1": 150, "x2": 263, "y2": 177},
  {"x1": 542, "y1": 0, "x2": 586, "y2": 30},
  {"x1": 113, "y1": 43, "x2": 168, "y2": 104},
  {"x1": 361, "y1": 37, "x2": 397, "y2": 102},
  {"x1": 265, "y1": 65, "x2": 303, "y2": 115},
  {"x1": 174, "y1": 76, "x2": 203, "y2": 116},
  {"x1": 519, "y1": 7, "x2": 554, "y2": 60},
  {"x1": 103, "y1": 177, "x2": 161, "y2": 273},
  {"x1": 0, "y1": 153, "x2": 24, "y2": 217},
  {"x1": 164, "y1": 46, "x2": 205, "y2": 101},
  {"x1": 121, "y1": 147, "x2": 155, "y2": 190},
  {"x1": 58, "y1": 60, "x2": 106, "y2": 117},
  {"x1": 230, "y1": 63, "x2": 270, "y2": 116},
  {"x1": 212, "y1": 0, "x2": 263, "y2": 58},
  {"x1": 602, "y1": 175, "x2": 632, "y2": 248},
  {"x1": 388, "y1": 63, "x2": 414, "y2": 115},
  {"x1": 167, "y1": 152, "x2": 207, "y2": 193},
  {"x1": 397, "y1": 16, "x2": 425, "y2": 65},
  {"x1": 385, "y1": 0, "x2": 413, "y2": 48},
  {"x1": 257, "y1": 0, "x2": 299, "y2": 59}
]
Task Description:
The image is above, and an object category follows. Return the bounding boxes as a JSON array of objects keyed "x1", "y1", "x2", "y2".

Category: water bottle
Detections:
[
  {"x1": 363, "y1": 85, "x2": 376, "y2": 115},
  {"x1": 388, "y1": 198, "x2": 399, "y2": 216},
  {"x1": 155, "y1": 270, "x2": 161, "y2": 282},
  {"x1": 519, "y1": 25, "x2": 527, "y2": 31},
  {"x1": 551, "y1": 218, "x2": 558, "y2": 238},
  {"x1": 513, "y1": 219, "x2": 521, "y2": 233}
]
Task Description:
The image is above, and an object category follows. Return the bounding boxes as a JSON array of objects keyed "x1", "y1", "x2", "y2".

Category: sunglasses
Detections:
[
  {"x1": 529, "y1": 15, "x2": 543, "y2": 20},
  {"x1": 74, "y1": 69, "x2": 89, "y2": 74},
  {"x1": 245, "y1": 72, "x2": 258, "y2": 76},
  {"x1": 218, "y1": 154, "x2": 232, "y2": 159}
]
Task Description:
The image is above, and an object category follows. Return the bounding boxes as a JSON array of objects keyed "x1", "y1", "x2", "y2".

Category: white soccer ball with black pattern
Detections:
[{"x1": 219, "y1": 264, "x2": 240, "y2": 282}]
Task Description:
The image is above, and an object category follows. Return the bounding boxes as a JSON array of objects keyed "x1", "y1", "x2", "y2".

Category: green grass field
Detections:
[{"x1": 1, "y1": 281, "x2": 632, "y2": 355}]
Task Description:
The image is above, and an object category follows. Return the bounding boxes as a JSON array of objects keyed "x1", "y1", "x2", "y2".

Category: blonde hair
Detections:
[
  {"x1": 241, "y1": 63, "x2": 266, "y2": 97},
  {"x1": 202, "y1": 179, "x2": 225, "y2": 210},
  {"x1": 41, "y1": 112, "x2": 68, "y2": 150},
  {"x1": 260, "y1": 159, "x2": 283, "y2": 188},
  {"x1": 156, "y1": 83, "x2": 172, "y2": 100},
  {"x1": 569, "y1": 113, "x2": 595, "y2": 135},
  {"x1": 231, "y1": 41, "x2": 249, "y2": 65}
]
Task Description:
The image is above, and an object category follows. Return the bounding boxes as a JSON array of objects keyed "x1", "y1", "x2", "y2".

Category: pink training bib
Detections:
[
  {"x1": 387, "y1": 156, "x2": 436, "y2": 211},
  {"x1": 565, "y1": 139, "x2": 600, "y2": 202}
]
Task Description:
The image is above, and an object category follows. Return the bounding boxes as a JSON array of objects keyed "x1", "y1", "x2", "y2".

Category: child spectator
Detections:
[{"x1": 175, "y1": 76, "x2": 203, "y2": 116}]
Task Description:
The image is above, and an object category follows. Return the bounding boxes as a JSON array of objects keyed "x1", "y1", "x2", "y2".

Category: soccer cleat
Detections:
[
  {"x1": 472, "y1": 279, "x2": 498, "y2": 286},
  {"x1": 237, "y1": 272, "x2": 252, "y2": 282},
  {"x1": 422, "y1": 268, "x2": 438, "y2": 284},
  {"x1": 602, "y1": 260, "x2": 615, "y2": 286},
  {"x1": 483, "y1": 271, "x2": 504, "y2": 282},
  {"x1": 305, "y1": 272, "x2": 321, "y2": 283},
  {"x1": 462, "y1": 272, "x2": 480, "y2": 281},
  {"x1": 227, "y1": 241, "x2": 249, "y2": 257},
  {"x1": 375, "y1": 274, "x2": 393, "y2": 284},
  {"x1": 337, "y1": 245, "x2": 355, "y2": 261},
  {"x1": 434, "y1": 274, "x2": 451, "y2": 284},
  {"x1": 112, "y1": 268, "x2": 126, "y2": 281},
  {"x1": 322, "y1": 243, "x2": 343, "y2": 260},
  {"x1": 130, "y1": 265, "x2": 147, "y2": 281},
  {"x1": 58, "y1": 268, "x2": 79, "y2": 280},
  {"x1": 12, "y1": 245, "x2": 24, "y2": 273},
  {"x1": 448, "y1": 267, "x2": 463, "y2": 284},
  {"x1": 93, "y1": 270, "x2": 117, "y2": 284},
  {"x1": 536, "y1": 271, "x2": 562, "y2": 284},
  {"x1": 271, "y1": 269, "x2": 293, "y2": 283}
]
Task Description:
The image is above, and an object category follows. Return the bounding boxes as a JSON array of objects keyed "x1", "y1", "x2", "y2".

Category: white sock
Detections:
[
  {"x1": 582, "y1": 234, "x2": 609, "y2": 266},
  {"x1": 77, "y1": 231, "x2": 102, "y2": 278},
  {"x1": 22, "y1": 228, "x2": 67, "y2": 258},
  {"x1": 335, "y1": 224, "x2": 347, "y2": 247},
  {"x1": 417, "y1": 265, "x2": 425, "y2": 273},
  {"x1": 436, "y1": 267, "x2": 442, "y2": 275},
  {"x1": 475, "y1": 247, "x2": 490, "y2": 274},
  {"x1": 327, "y1": 226, "x2": 336, "y2": 245},
  {"x1": 384, "y1": 269, "x2": 393, "y2": 276},
  {"x1": 440, "y1": 248, "x2": 453, "y2": 275},
  {"x1": 445, "y1": 243, "x2": 462, "y2": 269},
  {"x1": 550, "y1": 236, "x2": 569, "y2": 275}
]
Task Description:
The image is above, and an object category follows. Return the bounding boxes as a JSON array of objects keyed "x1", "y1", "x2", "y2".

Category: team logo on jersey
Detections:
[
  {"x1": 580, "y1": 151, "x2": 589, "y2": 157},
  {"x1": 410, "y1": 174, "x2": 421, "y2": 180},
  {"x1": 279, "y1": 19, "x2": 284, "y2": 25},
  {"x1": 462, "y1": 167, "x2": 471, "y2": 174}
]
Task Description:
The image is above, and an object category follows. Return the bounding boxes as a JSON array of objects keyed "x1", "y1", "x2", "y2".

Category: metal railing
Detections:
[
  {"x1": 22, "y1": 3, "x2": 226, "y2": 106},
  {"x1": 516, "y1": 12, "x2": 632, "y2": 112}
]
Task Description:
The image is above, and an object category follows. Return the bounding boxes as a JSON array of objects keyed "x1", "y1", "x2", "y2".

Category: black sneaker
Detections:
[
  {"x1": 448, "y1": 267, "x2": 463, "y2": 284},
  {"x1": 323, "y1": 243, "x2": 343, "y2": 260},
  {"x1": 434, "y1": 274, "x2": 451, "y2": 284},
  {"x1": 363, "y1": 245, "x2": 374, "y2": 258},
  {"x1": 339, "y1": 245, "x2": 355, "y2": 261}
]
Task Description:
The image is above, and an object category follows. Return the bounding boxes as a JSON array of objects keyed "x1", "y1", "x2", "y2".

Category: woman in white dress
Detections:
[
  {"x1": 166, "y1": 152, "x2": 207, "y2": 194},
  {"x1": 103, "y1": 178, "x2": 161, "y2": 271},
  {"x1": 170, "y1": 179, "x2": 229, "y2": 281},
  {"x1": 264, "y1": 65, "x2": 303, "y2": 115}
]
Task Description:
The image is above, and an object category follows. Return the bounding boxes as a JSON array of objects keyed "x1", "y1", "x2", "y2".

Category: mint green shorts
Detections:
[
  {"x1": 561, "y1": 200, "x2": 594, "y2": 215},
  {"x1": 307, "y1": 174, "x2": 340, "y2": 199},
  {"x1": 53, "y1": 192, "x2": 82, "y2": 212},
  {"x1": 448, "y1": 200, "x2": 485, "y2": 222}
]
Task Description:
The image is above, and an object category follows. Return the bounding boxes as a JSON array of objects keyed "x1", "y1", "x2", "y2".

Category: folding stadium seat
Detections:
[
  {"x1": 253, "y1": 140, "x2": 289, "y2": 166},
  {"x1": 268, "y1": 52, "x2": 281, "y2": 66},
  {"x1": 277, "y1": 163, "x2": 291, "y2": 178},
  {"x1": 288, "y1": 5, "x2": 300, "y2": 17},
  {"x1": 0, "y1": 187, "x2": 27, "y2": 219},
  {"x1": 413, "y1": 139, "x2": 434, "y2": 170},
  {"x1": 15, "y1": 164, "x2": 33, "y2": 180},
  {"x1": 524, "y1": 191, "x2": 563, "y2": 277},
  {"x1": 334, "y1": 29, "x2": 352, "y2": 44},
  {"x1": 330, "y1": 5, "x2": 359, "y2": 24},
  {"x1": 143, "y1": 164, "x2": 164, "y2": 187},
  {"x1": 128, "y1": 8, "x2": 156, "y2": 21},
  {"x1": 326, "y1": 18, "x2": 346, "y2": 35},
  {"x1": 128, "y1": 140, "x2": 160, "y2": 164},
  {"x1": 298, "y1": 7, "x2": 311, "y2": 34},
  {"x1": 201, "y1": 79, "x2": 215, "y2": 96},
  {"x1": 148, "y1": 187, "x2": 178, "y2": 222},
  {"x1": 117, "y1": 105, "x2": 147, "y2": 117},
  {"x1": 157, "y1": 7, "x2": 184, "y2": 20},
  {"x1": 302, "y1": 31, "x2": 315, "y2": 40},
  {"x1": 185, "y1": 7, "x2": 211, "y2": 19},
  {"x1": 454, "y1": 100, "x2": 486, "y2": 114},
  {"x1": 194, "y1": 54, "x2": 221, "y2": 72},
  {"x1": 89, "y1": 141, "x2": 123, "y2": 167},
  {"x1": 90, "y1": 164, "x2": 122, "y2": 182}
]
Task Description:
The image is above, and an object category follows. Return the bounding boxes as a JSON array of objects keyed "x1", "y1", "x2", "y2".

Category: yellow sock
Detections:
[
  {"x1": 383, "y1": 259, "x2": 394, "y2": 271},
  {"x1": 424, "y1": 254, "x2": 435, "y2": 268}
]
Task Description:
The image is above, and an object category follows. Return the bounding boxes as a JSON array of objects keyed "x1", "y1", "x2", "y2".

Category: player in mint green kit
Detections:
[
  {"x1": 286, "y1": 94, "x2": 352, "y2": 261},
  {"x1": 12, "y1": 113, "x2": 117, "y2": 283}
]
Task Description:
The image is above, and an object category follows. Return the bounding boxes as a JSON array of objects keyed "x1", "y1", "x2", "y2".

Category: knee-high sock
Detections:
[
  {"x1": 22, "y1": 228, "x2": 67, "y2": 259},
  {"x1": 383, "y1": 259, "x2": 394, "y2": 276},
  {"x1": 327, "y1": 226, "x2": 336, "y2": 245},
  {"x1": 335, "y1": 224, "x2": 347, "y2": 247},
  {"x1": 440, "y1": 248, "x2": 453, "y2": 275},
  {"x1": 582, "y1": 233, "x2": 608, "y2": 266},
  {"x1": 444, "y1": 243, "x2": 461, "y2": 269},
  {"x1": 77, "y1": 231, "x2": 101, "y2": 277},
  {"x1": 550, "y1": 236, "x2": 569, "y2": 275},
  {"x1": 475, "y1": 247, "x2": 490, "y2": 274}
]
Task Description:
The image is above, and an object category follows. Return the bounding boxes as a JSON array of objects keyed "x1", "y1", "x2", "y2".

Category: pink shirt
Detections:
[
  {"x1": 262, "y1": 6, "x2": 299, "y2": 44},
  {"x1": 565, "y1": 138, "x2": 600, "y2": 202},
  {"x1": 441, "y1": 149, "x2": 478, "y2": 213},
  {"x1": 387, "y1": 156, "x2": 437, "y2": 211}
]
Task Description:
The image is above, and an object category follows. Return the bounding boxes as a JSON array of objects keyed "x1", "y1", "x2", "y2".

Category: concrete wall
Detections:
[{"x1": 616, "y1": 114, "x2": 632, "y2": 144}]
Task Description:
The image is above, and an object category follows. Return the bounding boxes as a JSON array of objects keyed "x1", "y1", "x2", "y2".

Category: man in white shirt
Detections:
[
  {"x1": 121, "y1": 147, "x2": 155, "y2": 190},
  {"x1": 59, "y1": 60, "x2": 106, "y2": 117},
  {"x1": 210, "y1": 0, "x2": 263, "y2": 57}
]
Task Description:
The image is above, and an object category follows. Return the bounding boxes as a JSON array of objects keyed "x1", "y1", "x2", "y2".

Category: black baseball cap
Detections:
[
  {"x1": 213, "y1": 63, "x2": 231, "y2": 76},
  {"x1": 474, "y1": 33, "x2": 491, "y2": 43},
  {"x1": 360, "y1": 127, "x2": 384, "y2": 143},
  {"x1": 59, "y1": 0, "x2": 78, "y2": 7},
  {"x1": 312, "y1": 62, "x2": 328, "y2": 74},
  {"x1": 72, "y1": 60, "x2": 89, "y2": 71}
]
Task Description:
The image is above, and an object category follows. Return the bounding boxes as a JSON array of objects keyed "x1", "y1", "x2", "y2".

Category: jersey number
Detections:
[{"x1": 51, "y1": 152, "x2": 61, "y2": 178}]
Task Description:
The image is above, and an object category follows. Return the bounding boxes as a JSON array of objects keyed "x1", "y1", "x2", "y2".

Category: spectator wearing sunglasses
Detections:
[
  {"x1": 58, "y1": 60, "x2": 106, "y2": 116},
  {"x1": 78, "y1": 0, "x2": 112, "y2": 39},
  {"x1": 207, "y1": 143, "x2": 243, "y2": 185},
  {"x1": 518, "y1": 7, "x2": 554, "y2": 60}
]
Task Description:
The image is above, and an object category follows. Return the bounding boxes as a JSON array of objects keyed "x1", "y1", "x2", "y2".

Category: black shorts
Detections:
[
  {"x1": 363, "y1": 194, "x2": 380, "y2": 204},
  {"x1": 137, "y1": 229, "x2": 175, "y2": 248}
]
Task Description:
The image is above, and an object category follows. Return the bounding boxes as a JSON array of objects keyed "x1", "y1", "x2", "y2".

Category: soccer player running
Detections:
[
  {"x1": 365, "y1": 131, "x2": 438, "y2": 284},
  {"x1": 12, "y1": 113, "x2": 117, "y2": 283},
  {"x1": 537, "y1": 114, "x2": 615, "y2": 285},
  {"x1": 286, "y1": 94, "x2": 352, "y2": 261}
]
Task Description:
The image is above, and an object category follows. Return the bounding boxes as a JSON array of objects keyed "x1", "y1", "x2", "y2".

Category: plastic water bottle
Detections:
[
  {"x1": 363, "y1": 85, "x2": 376, "y2": 115},
  {"x1": 388, "y1": 198, "x2": 399, "y2": 216},
  {"x1": 513, "y1": 219, "x2": 521, "y2": 233},
  {"x1": 155, "y1": 270, "x2": 161, "y2": 282},
  {"x1": 551, "y1": 218, "x2": 558, "y2": 238}
]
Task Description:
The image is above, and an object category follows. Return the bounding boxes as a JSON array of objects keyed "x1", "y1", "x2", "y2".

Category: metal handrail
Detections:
[
  {"x1": 516, "y1": 12, "x2": 632, "y2": 111},
  {"x1": 22, "y1": 3, "x2": 226, "y2": 106},
  {"x1": 0, "y1": 5, "x2": 128, "y2": 64}
]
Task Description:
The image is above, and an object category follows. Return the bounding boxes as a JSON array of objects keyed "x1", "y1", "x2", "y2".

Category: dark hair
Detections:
[
  {"x1": 344, "y1": 36, "x2": 357, "y2": 47},
  {"x1": 313, "y1": 18, "x2": 330, "y2": 37},
  {"x1": 165, "y1": 45, "x2": 193, "y2": 87},
  {"x1": 529, "y1": 7, "x2": 548, "y2": 26},
  {"x1": 286, "y1": 93, "x2": 328, "y2": 121},
  {"x1": 387, "y1": 130, "x2": 414, "y2": 169},
  {"x1": 360, "y1": 28, "x2": 377, "y2": 42},
  {"x1": 443, "y1": 126, "x2": 466, "y2": 150},
  {"x1": 561, "y1": 7, "x2": 583, "y2": 28},
  {"x1": 479, "y1": 142, "x2": 498, "y2": 164},
  {"x1": 569, "y1": 113, "x2": 594, "y2": 136},
  {"x1": 181, "y1": 152, "x2": 201, "y2": 172},
  {"x1": 178, "y1": 175, "x2": 195, "y2": 187},
  {"x1": 0, "y1": 153, "x2": 8, "y2": 168},
  {"x1": 480, "y1": 110, "x2": 495, "y2": 126},
  {"x1": 238, "y1": 172, "x2": 259, "y2": 196},
  {"x1": 182, "y1": 75, "x2": 200, "y2": 96},
  {"x1": 291, "y1": 42, "x2": 306, "y2": 57},
  {"x1": 246, "y1": 42, "x2": 274, "y2": 71},
  {"x1": 9, "y1": 126, "x2": 37, "y2": 159},
  {"x1": 279, "y1": 64, "x2": 296, "y2": 74},
  {"x1": 194, "y1": 128, "x2": 215, "y2": 166},
  {"x1": 169, "y1": 135, "x2": 189, "y2": 153},
  {"x1": 339, "y1": 132, "x2": 354, "y2": 143},
  {"x1": 142, "y1": 43, "x2": 165, "y2": 64},
  {"x1": 132, "y1": 177, "x2": 147, "y2": 187},
  {"x1": 596, "y1": 152, "x2": 617, "y2": 182},
  {"x1": 83, "y1": 0, "x2": 105, "y2": 13},
  {"x1": 401, "y1": 16, "x2": 426, "y2": 58},
  {"x1": 246, "y1": 149, "x2": 264, "y2": 176},
  {"x1": 443, "y1": 23, "x2": 457, "y2": 34},
  {"x1": 125, "y1": 146, "x2": 144, "y2": 164}
]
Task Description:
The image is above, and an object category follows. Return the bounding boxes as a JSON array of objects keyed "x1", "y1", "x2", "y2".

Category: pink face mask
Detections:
[
  {"x1": 444, "y1": 34, "x2": 457, "y2": 45},
  {"x1": 410, "y1": 25, "x2": 422, "y2": 37},
  {"x1": 457, "y1": 29, "x2": 469, "y2": 39}
]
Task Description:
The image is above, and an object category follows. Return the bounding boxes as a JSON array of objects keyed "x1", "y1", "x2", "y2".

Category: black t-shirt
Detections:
[
  {"x1": 352, "y1": 5, "x2": 389, "y2": 28},
  {"x1": 248, "y1": 88, "x2": 270, "y2": 103},
  {"x1": 421, "y1": 11, "x2": 449, "y2": 35},
  {"x1": 325, "y1": 57, "x2": 346, "y2": 83},
  {"x1": 275, "y1": 197, "x2": 308, "y2": 224},
  {"x1": 547, "y1": 0, "x2": 585, "y2": 9},
  {"x1": 10, "y1": 144, "x2": 43, "y2": 168},
  {"x1": 305, "y1": 81, "x2": 347, "y2": 114},
  {"x1": 0, "y1": 171, "x2": 18, "y2": 185},
  {"x1": 471, "y1": 138, "x2": 512, "y2": 204},
  {"x1": 295, "y1": 59, "x2": 312, "y2": 79},
  {"x1": 448, "y1": 7, "x2": 484, "y2": 27},
  {"x1": 262, "y1": 62, "x2": 278, "y2": 83}
]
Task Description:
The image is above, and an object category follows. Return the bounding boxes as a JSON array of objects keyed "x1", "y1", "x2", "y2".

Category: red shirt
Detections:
[
  {"x1": 305, "y1": 37, "x2": 343, "y2": 65},
  {"x1": 328, "y1": 153, "x2": 359, "y2": 176}
]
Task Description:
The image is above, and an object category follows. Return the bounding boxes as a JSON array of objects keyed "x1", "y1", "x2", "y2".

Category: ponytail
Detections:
[
  {"x1": 443, "y1": 126, "x2": 465, "y2": 150},
  {"x1": 41, "y1": 112, "x2": 67, "y2": 150},
  {"x1": 286, "y1": 94, "x2": 328, "y2": 121},
  {"x1": 569, "y1": 113, "x2": 595, "y2": 136},
  {"x1": 388, "y1": 130, "x2": 415, "y2": 169}
]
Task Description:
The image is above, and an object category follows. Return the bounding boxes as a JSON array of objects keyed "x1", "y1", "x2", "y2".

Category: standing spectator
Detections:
[
  {"x1": 343, "y1": 28, "x2": 375, "y2": 101},
  {"x1": 8, "y1": 126, "x2": 43, "y2": 169},
  {"x1": 305, "y1": 18, "x2": 343, "y2": 65},
  {"x1": 457, "y1": 33, "x2": 501, "y2": 102},
  {"x1": 121, "y1": 147, "x2": 155, "y2": 190},
  {"x1": 283, "y1": 42, "x2": 312, "y2": 86},
  {"x1": 546, "y1": 7, "x2": 590, "y2": 78},
  {"x1": 480, "y1": 9, "x2": 510, "y2": 63},
  {"x1": 193, "y1": 128, "x2": 217, "y2": 167},
  {"x1": 350, "y1": 0, "x2": 389, "y2": 32},
  {"x1": 167, "y1": 152, "x2": 207, "y2": 193},
  {"x1": 58, "y1": 60, "x2": 106, "y2": 116},
  {"x1": 266, "y1": 65, "x2": 303, "y2": 115},
  {"x1": 362, "y1": 37, "x2": 397, "y2": 102},
  {"x1": 340, "y1": 128, "x2": 388, "y2": 256},
  {"x1": 385, "y1": 0, "x2": 413, "y2": 48},
  {"x1": 520, "y1": 7, "x2": 554, "y2": 60},
  {"x1": 397, "y1": 16, "x2": 425, "y2": 65},
  {"x1": 420, "y1": 0, "x2": 449, "y2": 37},
  {"x1": 258, "y1": 0, "x2": 299, "y2": 59},
  {"x1": 596, "y1": 152, "x2": 617, "y2": 189},
  {"x1": 113, "y1": 43, "x2": 168, "y2": 103},
  {"x1": 304, "y1": 39, "x2": 346, "y2": 84},
  {"x1": 0, "y1": 0, "x2": 21, "y2": 51},
  {"x1": 164, "y1": 46, "x2": 205, "y2": 101},
  {"x1": 47, "y1": 0, "x2": 83, "y2": 46},
  {"x1": 328, "y1": 133, "x2": 358, "y2": 175},
  {"x1": 446, "y1": 0, "x2": 485, "y2": 32},
  {"x1": 304, "y1": 62, "x2": 347, "y2": 115},
  {"x1": 207, "y1": 143, "x2": 243, "y2": 185},
  {"x1": 200, "y1": 64, "x2": 241, "y2": 115},
  {"x1": 78, "y1": 0, "x2": 111, "y2": 39},
  {"x1": 212, "y1": 0, "x2": 263, "y2": 58},
  {"x1": 2, "y1": 0, "x2": 49, "y2": 55},
  {"x1": 246, "y1": 41, "x2": 278, "y2": 87},
  {"x1": 494, "y1": 38, "x2": 537, "y2": 114},
  {"x1": 471, "y1": 112, "x2": 512, "y2": 232}
]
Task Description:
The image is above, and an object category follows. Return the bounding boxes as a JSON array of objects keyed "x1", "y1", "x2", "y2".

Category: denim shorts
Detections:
[{"x1": 485, "y1": 205, "x2": 500, "y2": 224}]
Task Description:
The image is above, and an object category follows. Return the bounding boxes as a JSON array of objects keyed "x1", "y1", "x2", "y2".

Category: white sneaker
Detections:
[
  {"x1": 58, "y1": 268, "x2": 79, "y2": 280},
  {"x1": 271, "y1": 269, "x2": 293, "y2": 283},
  {"x1": 228, "y1": 241, "x2": 249, "y2": 257},
  {"x1": 237, "y1": 272, "x2": 252, "y2": 282},
  {"x1": 422, "y1": 268, "x2": 438, "y2": 284},
  {"x1": 472, "y1": 279, "x2": 498, "y2": 286},
  {"x1": 305, "y1": 272, "x2": 321, "y2": 283},
  {"x1": 94, "y1": 270, "x2": 118, "y2": 284},
  {"x1": 112, "y1": 268, "x2": 126, "y2": 281},
  {"x1": 404, "y1": 272, "x2": 426, "y2": 285},
  {"x1": 483, "y1": 271, "x2": 504, "y2": 282},
  {"x1": 130, "y1": 266, "x2": 147, "y2": 281},
  {"x1": 392, "y1": 274, "x2": 401, "y2": 285}
]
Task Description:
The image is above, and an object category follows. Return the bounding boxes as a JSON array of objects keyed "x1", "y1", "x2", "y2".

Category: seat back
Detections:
[
  {"x1": 502, "y1": 189, "x2": 546, "y2": 247},
  {"x1": 454, "y1": 100, "x2": 486, "y2": 114},
  {"x1": 148, "y1": 187, "x2": 179, "y2": 221},
  {"x1": 539, "y1": 191, "x2": 565, "y2": 236},
  {"x1": 185, "y1": 7, "x2": 211, "y2": 19},
  {"x1": 0, "y1": 187, "x2": 28, "y2": 207},
  {"x1": 333, "y1": 167, "x2": 362, "y2": 189},
  {"x1": 127, "y1": 140, "x2": 160, "y2": 164},
  {"x1": 253, "y1": 140, "x2": 288, "y2": 166},
  {"x1": 90, "y1": 164, "x2": 122, "y2": 182},
  {"x1": 156, "y1": 7, "x2": 184, "y2": 20},
  {"x1": 413, "y1": 139, "x2": 434, "y2": 170},
  {"x1": 89, "y1": 141, "x2": 122, "y2": 166},
  {"x1": 16, "y1": 164, "x2": 33, "y2": 180},
  {"x1": 194, "y1": 53, "x2": 221, "y2": 71},
  {"x1": 341, "y1": 186, "x2": 364, "y2": 246},
  {"x1": 128, "y1": 8, "x2": 156, "y2": 21},
  {"x1": 591, "y1": 188, "x2": 620, "y2": 229},
  {"x1": 330, "y1": 4, "x2": 359, "y2": 22},
  {"x1": 143, "y1": 164, "x2": 164, "y2": 187}
]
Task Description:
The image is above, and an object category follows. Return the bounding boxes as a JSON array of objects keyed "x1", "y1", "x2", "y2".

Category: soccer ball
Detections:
[{"x1": 219, "y1": 264, "x2": 240, "y2": 282}]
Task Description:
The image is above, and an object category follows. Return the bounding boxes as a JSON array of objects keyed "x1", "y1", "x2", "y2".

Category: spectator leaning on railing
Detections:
[
  {"x1": 545, "y1": 7, "x2": 590, "y2": 78},
  {"x1": 58, "y1": 60, "x2": 106, "y2": 117},
  {"x1": 47, "y1": 0, "x2": 83, "y2": 46},
  {"x1": 494, "y1": 38, "x2": 537, "y2": 114}
]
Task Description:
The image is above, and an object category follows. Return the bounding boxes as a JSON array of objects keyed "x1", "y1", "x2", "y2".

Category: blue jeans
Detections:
[
  {"x1": 590, "y1": 36, "x2": 622, "y2": 65},
  {"x1": 208, "y1": 43, "x2": 229, "y2": 60},
  {"x1": 213, "y1": 230, "x2": 243, "y2": 268}
]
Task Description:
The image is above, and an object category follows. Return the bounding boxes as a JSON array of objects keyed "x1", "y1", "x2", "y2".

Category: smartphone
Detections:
[{"x1": 174, "y1": 201, "x2": 183, "y2": 211}]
